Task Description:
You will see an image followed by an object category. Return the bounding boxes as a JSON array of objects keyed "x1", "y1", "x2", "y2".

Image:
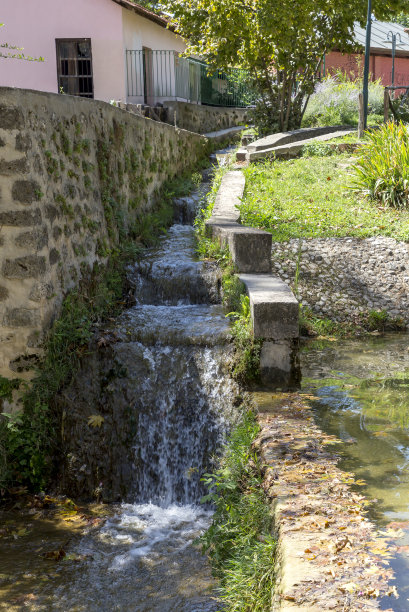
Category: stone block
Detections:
[
  {"x1": 3, "y1": 308, "x2": 38, "y2": 327},
  {"x1": 260, "y1": 339, "x2": 300, "y2": 387},
  {"x1": 260, "y1": 340, "x2": 291, "y2": 381},
  {"x1": 52, "y1": 226, "x2": 62, "y2": 240},
  {"x1": 227, "y1": 227, "x2": 272, "y2": 273},
  {"x1": 15, "y1": 133, "x2": 32, "y2": 152},
  {"x1": 239, "y1": 274, "x2": 299, "y2": 339},
  {"x1": 12, "y1": 179, "x2": 41, "y2": 204},
  {"x1": 235, "y1": 148, "x2": 247, "y2": 161},
  {"x1": 29, "y1": 282, "x2": 54, "y2": 302},
  {"x1": 49, "y1": 248, "x2": 60, "y2": 265},
  {"x1": 3, "y1": 255, "x2": 47, "y2": 279},
  {"x1": 0, "y1": 209, "x2": 42, "y2": 227},
  {"x1": 0, "y1": 105, "x2": 24, "y2": 130},
  {"x1": 247, "y1": 126, "x2": 351, "y2": 154},
  {"x1": 0, "y1": 286, "x2": 9, "y2": 301},
  {"x1": 0, "y1": 137, "x2": 5, "y2": 147},
  {"x1": 44, "y1": 204, "x2": 60, "y2": 223},
  {"x1": 0, "y1": 157, "x2": 29, "y2": 175},
  {"x1": 15, "y1": 226, "x2": 48, "y2": 250}
]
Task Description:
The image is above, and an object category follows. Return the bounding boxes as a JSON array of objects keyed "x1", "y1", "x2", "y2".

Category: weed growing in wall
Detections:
[{"x1": 200, "y1": 410, "x2": 275, "y2": 611}]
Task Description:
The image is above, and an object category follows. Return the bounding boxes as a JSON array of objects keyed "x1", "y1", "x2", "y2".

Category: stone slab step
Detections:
[
  {"x1": 239, "y1": 274, "x2": 299, "y2": 339},
  {"x1": 247, "y1": 125, "x2": 352, "y2": 153},
  {"x1": 205, "y1": 171, "x2": 272, "y2": 273},
  {"x1": 235, "y1": 147, "x2": 247, "y2": 161},
  {"x1": 203, "y1": 125, "x2": 244, "y2": 139},
  {"x1": 248, "y1": 129, "x2": 355, "y2": 162}
]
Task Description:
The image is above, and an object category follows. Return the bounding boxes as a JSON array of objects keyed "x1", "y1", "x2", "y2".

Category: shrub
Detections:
[
  {"x1": 351, "y1": 121, "x2": 409, "y2": 208},
  {"x1": 303, "y1": 74, "x2": 384, "y2": 127}
]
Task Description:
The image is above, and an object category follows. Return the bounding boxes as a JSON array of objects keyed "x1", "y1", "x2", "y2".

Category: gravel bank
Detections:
[{"x1": 271, "y1": 237, "x2": 409, "y2": 325}]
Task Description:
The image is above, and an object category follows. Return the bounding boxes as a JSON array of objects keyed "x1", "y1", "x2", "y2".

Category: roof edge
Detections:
[{"x1": 111, "y1": 0, "x2": 174, "y2": 30}]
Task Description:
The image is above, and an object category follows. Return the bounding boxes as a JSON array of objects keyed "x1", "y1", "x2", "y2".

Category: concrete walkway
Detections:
[{"x1": 205, "y1": 170, "x2": 299, "y2": 385}]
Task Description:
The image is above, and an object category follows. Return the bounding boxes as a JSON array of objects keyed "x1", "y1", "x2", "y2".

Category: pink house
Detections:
[{"x1": 0, "y1": 0, "x2": 186, "y2": 104}]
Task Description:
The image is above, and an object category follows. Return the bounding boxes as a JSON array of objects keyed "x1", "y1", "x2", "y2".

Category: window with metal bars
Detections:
[{"x1": 56, "y1": 39, "x2": 93, "y2": 98}]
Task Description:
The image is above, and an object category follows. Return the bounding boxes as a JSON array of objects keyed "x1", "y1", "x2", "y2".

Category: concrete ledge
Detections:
[
  {"x1": 206, "y1": 169, "x2": 300, "y2": 386},
  {"x1": 203, "y1": 125, "x2": 244, "y2": 140},
  {"x1": 209, "y1": 171, "x2": 244, "y2": 224},
  {"x1": 239, "y1": 274, "x2": 299, "y2": 339},
  {"x1": 206, "y1": 172, "x2": 272, "y2": 273},
  {"x1": 248, "y1": 129, "x2": 355, "y2": 162},
  {"x1": 247, "y1": 125, "x2": 352, "y2": 154}
]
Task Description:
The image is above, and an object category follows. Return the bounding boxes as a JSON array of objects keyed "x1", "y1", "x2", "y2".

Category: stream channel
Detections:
[
  {"x1": 0, "y1": 175, "x2": 240, "y2": 611},
  {"x1": 3, "y1": 165, "x2": 409, "y2": 609},
  {"x1": 301, "y1": 334, "x2": 409, "y2": 611}
]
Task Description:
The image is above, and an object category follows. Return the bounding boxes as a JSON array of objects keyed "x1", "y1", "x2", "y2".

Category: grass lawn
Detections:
[{"x1": 240, "y1": 153, "x2": 409, "y2": 242}]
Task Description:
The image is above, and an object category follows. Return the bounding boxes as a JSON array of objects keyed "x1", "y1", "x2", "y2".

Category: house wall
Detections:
[
  {"x1": 1, "y1": 0, "x2": 126, "y2": 101},
  {"x1": 122, "y1": 8, "x2": 186, "y2": 105},
  {"x1": 0, "y1": 87, "x2": 208, "y2": 385},
  {"x1": 324, "y1": 51, "x2": 409, "y2": 88}
]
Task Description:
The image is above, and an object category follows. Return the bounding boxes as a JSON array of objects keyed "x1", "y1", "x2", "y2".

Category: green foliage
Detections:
[
  {"x1": 226, "y1": 295, "x2": 262, "y2": 383},
  {"x1": 200, "y1": 411, "x2": 275, "y2": 611},
  {"x1": 0, "y1": 376, "x2": 21, "y2": 404},
  {"x1": 351, "y1": 121, "x2": 409, "y2": 209},
  {"x1": 302, "y1": 142, "x2": 335, "y2": 157},
  {"x1": 367, "y1": 309, "x2": 390, "y2": 332},
  {"x1": 1, "y1": 248, "x2": 132, "y2": 490},
  {"x1": 299, "y1": 304, "x2": 405, "y2": 338},
  {"x1": 303, "y1": 74, "x2": 384, "y2": 128},
  {"x1": 0, "y1": 23, "x2": 44, "y2": 61},
  {"x1": 299, "y1": 305, "x2": 341, "y2": 337},
  {"x1": 165, "y1": 0, "x2": 405, "y2": 134},
  {"x1": 240, "y1": 154, "x2": 409, "y2": 241}
]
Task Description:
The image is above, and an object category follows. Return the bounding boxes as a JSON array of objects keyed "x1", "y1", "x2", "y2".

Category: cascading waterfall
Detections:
[{"x1": 28, "y1": 177, "x2": 240, "y2": 611}]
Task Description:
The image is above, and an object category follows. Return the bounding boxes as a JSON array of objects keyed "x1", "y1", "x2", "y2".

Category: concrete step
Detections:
[
  {"x1": 203, "y1": 125, "x2": 244, "y2": 139},
  {"x1": 205, "y1": 171, "x2": 272, "y2": 273},
  {"x1": 248, "y1": 129, "x2": 355, "y2": 162},
  {"x1": 238, "y1": 273, "x2": 299, "y2": 339},
  {"x1": 247, "y1": 125, "x2": 352, "y2": 154}
]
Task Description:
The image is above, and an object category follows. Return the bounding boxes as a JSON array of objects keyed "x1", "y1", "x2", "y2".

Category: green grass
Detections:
[
  {"x1": 200, "y1": 410, "x2": 275, "y2": 611},
  {"x1": 240, "y1": 153, "x2": 409, "y2": 242}
]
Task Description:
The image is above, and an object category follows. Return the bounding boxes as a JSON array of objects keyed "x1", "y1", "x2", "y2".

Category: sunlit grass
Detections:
[{"x1": 240, "y1": 153, "x2": 409, "y2": 242}]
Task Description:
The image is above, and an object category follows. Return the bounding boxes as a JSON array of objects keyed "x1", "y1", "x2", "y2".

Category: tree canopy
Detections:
[{"x1": 166, "y1": 0, "x2": 409, "y2": 133}]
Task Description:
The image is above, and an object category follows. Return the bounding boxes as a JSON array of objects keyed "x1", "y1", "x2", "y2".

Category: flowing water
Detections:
[
  {"x1": 0, "y1": 181, "x2": 239, "y2": 610},
  {"x1": 301, "y1": 334, "x2": 409, "y2": 610}
]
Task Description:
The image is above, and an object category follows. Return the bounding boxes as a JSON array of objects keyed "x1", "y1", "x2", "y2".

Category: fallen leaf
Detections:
[{"x1": 87, "y1": 415, "x2": 104, "y2": 428}]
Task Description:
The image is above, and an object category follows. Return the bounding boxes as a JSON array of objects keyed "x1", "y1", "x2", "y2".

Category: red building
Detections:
[{"x1": 323, "y1": 20, "x2": 409, "y2": 88}]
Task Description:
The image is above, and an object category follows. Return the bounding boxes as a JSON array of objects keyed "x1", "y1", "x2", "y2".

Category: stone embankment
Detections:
[
  {"x1": 255, "y1": 393, "x2": 397, "y2": 611},
  {"x1": 271, "y1": 237, "x2": 409, "y2": 324}
]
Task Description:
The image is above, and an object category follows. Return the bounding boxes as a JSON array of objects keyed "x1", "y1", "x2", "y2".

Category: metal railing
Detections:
[{"x1": 126, "y1": 50, "x2": 254, "y2": 107}]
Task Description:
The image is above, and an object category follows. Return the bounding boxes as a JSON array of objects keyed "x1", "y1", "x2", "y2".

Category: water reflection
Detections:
[{"x1": 301, "y1": 334, "x2": 409, "y2": 609}]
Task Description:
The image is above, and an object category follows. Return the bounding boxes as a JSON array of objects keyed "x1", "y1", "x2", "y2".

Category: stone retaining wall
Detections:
[
  {"x1": 164, "y1": 101, "x2": 250, "y2": 134},
  {"x1": 0, "y1": 87, "x2": 208, "y2": 383},
  {"x1": 271, "y1": 237, "x2": 409, "y2": 326}
]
